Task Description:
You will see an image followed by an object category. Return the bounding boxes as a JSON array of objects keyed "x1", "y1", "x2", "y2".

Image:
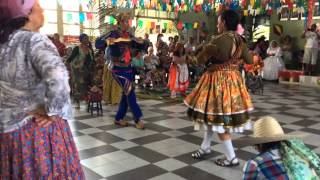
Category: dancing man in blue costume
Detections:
[{"x1": 104, "y1": 12, "x2": 146, "y2": 129}]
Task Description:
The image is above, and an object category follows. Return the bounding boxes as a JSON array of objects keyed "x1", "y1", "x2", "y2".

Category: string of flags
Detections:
[
  {"x1": 62, "y1": 0, "x2": 318, "y2": 28},
  {"x1": 103, "y1": 15, "x2": 206, "y2": 31},
  {"x1": 95, "y1": 0, "x2": 320, "y2": 17},
  {"x1": 65, "y1": 12, "x2": 95, "y2": 23}
]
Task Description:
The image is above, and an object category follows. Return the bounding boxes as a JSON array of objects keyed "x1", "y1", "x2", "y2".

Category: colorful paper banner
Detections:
[
  {"x1": 86, "y1": 12, "x2": 93, "y2": 20},
  {"x1": 79, "y1": 13, "x2": 85, "y2": 23},
  {"x1": 67, "y1": 13, "x2": 73, "y2": 23},
  {"x1": 138, "y1": 19, "x2": 143, "y2": 27},
  {"x1": 164, "y1": 22, "x2": 168, "y2": 29}
]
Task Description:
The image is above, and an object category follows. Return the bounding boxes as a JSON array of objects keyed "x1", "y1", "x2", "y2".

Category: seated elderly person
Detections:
[
  {"x1": 143, "y1": 46, "x2": 161, "y2": 87},
  {"x1": 234, "y1": 116, "x2": 320, "y2": 180}
]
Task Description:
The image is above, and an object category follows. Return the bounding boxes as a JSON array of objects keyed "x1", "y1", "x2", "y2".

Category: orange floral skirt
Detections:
[{"x1": 184, "y1": 70, "x2": 254, "y2": 133}]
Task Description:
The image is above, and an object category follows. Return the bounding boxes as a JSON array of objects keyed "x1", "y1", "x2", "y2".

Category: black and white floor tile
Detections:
[{"x1": 70, "y1": 82, "x2": 320, "y2": 180}]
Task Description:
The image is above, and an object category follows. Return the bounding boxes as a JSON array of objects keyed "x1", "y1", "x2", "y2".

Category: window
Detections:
[
  {"x1": 63, "y1": 12, "x2": 80, "y2": 25},
  {"x1": 64, "y1": 25, "x2": 80, "y2": 35},
  {"x1": 83, "y1": 13, "x2": 99, "y2": 28},
  {"x1": 40, "y1": 23, "x2": 58, "y2": 35},
  {"x1": 62, "y1": 0, "x2": 80, "y2": 11},
  {"x1": 44, "y1": 10, "x2": 58, "y2": 23},
  {"x1": 39, "y1": 0, "x2": 57, "y2": 10},
  {"x1": 83, "y1": 29, "x2": 100, "y2": 37},
  {"x1": 81, "y1": 0, "x2": 99, "y2": 12}
]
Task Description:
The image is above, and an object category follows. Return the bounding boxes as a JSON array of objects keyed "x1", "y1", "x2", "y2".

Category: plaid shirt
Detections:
[{"x1": 242, "y1": 149, "x2": 289, "y2": 180}]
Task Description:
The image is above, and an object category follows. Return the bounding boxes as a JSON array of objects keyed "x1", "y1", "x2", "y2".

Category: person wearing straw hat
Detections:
[
  {"x1": 234, "y1": 116, "x2": 320, "y2": 180},
  {"x1": 104, "y1": 11, "x2": 147, "y2": 130}
]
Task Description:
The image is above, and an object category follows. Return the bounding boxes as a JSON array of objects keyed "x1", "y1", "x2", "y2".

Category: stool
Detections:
[{"x1": 87, "y1": 92, "x2": 103, "y2": 115}]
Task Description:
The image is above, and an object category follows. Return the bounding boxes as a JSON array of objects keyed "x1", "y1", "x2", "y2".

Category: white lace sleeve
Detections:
[{"x1": 29, "y1": 33, "x2": 73, "y2": 120}]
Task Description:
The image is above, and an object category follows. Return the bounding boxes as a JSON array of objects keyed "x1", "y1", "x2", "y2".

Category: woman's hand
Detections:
[
  {"x1": 33, "y1": 114, "x2": 57, "y2": 127},
  {"x1": 29, "y1": 107, "x2": 57, "y2": 127}
]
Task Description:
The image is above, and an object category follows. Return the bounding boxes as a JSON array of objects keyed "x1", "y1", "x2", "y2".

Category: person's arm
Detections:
[
  {"x1": 60, "y1": 43, "x2": 67, "y2": 57},
  {"x1": 242, "y1": 160, "x2": 259, "y2": 180},
  {"x1": 195, "y1": 43, "x2": 219, "y2": 64},
  {"x1": 316, "y1": 31, "x2": 320, "y2": 39},
  {"x1": 301, "y1": 30, "x2": 307, "y2": 39},
  {"x1": 140, "y1": 57, "x2": 145, "y2": 68},
  {"x1": 29, "y1": 34, "x2": 73, "y2": 121},
  {"x1": 153, "y1": 55, "x2": 160, "y2": 65},
  {"x1": 267, "y1": 48, "x2": 275, "y2": 56},
  {"x1": 66, "y1": 46, "x2": 79, "y2": 64},
  {"x1": 241, "y1": 44, "x2": 253, "y2": 64}
]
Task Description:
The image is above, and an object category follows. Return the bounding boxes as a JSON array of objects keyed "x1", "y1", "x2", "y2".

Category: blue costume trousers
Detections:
[{"x1": 112, "y1": 66, "x2": 143, "y2": 122}]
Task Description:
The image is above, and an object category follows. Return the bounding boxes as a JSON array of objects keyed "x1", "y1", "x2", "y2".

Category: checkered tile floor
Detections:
[{"x1": 70, "y1": 82, "x2": 320, "y2": 180}]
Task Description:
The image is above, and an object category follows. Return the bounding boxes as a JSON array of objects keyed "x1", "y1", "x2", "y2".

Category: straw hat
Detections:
[
  {"x1": 234, "y1": 116, "x2": 306, "y2": 147},
  {"x1": 112, "y1": 11, "x2": 131, "y2": 23}
]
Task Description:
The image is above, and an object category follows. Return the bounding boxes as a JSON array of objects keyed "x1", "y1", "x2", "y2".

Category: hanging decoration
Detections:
[
  {"x1": 177, "y1": 21, "x2": 183, "y2": 30},
  {"x1": 110, "y1": 17, "x2": 117, "y2": 25},
  {"x1": 104, "y1": 16, "x2": 118, "y2": 25},
  {"x1": 132, "y1": 19, "x2": 137, "y2": 27},
  {"x1": 151, "y1": 22, "x2": 156, "y2": 29},
  {"x1": 86, "y1": 12, "x2": 93, "y2": 20},
  {"x1": 164, "y1": 22, "x2": 168, "y2": 29},
  {"x1": 128, "y1": 19, "x2": 133, "y2": 27},
  {"x1": 112, "y1": 0, "x2": 117, "y2": 6},
  {"x1": 146, "y1": 21, "x2": 151, "y2": 29},
  {"x1": 95, "y1": 0, "x2": 316, "y2": 17},
  {"x1": 201, "y1": 22, "x2": 205, "y2": 27},
  {"x1": 168, "y1": 21, "x2": 173, "y2": 29},
  {"x1": 67, "y1": 13, "x2": 73, "y2": 23},
  {"x1": 184, "y1": 23, "x2": 192, "y2": 30},
  {"x1": 193, "y1": 22, "x2": 199, "y2": 29},
  {"x1": 138, "y1": 19, "x2": 144, "y2": 27},
  {"x1": 79, "y1": 13, "x2": 85, "y2": 23},
  {"x1": 133, "y1": 0, "x2": 138, "y2": 6}
]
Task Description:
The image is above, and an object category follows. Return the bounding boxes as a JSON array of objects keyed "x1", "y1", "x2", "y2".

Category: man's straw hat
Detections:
[{"x1": 234, "y1": 116, "x2": 306, "y2": 147}]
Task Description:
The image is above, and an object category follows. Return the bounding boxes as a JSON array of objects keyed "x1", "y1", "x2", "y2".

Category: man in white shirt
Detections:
[{"x1": 302, "y1": 24, "x2": 320, "y2": 75}]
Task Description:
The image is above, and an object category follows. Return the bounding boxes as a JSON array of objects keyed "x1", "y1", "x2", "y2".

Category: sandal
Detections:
[
  {"x1": 135, "y1": 121, "x2": 145, "y2": 130},
  {"x1": 214, "y1": 157, "x2": 239, "y2": 167},
  {"x1": 114, "y1": 120, "x2": 128, "y2": 127},
  {"x1": 191, "y1": 149, "x2": 211, "y2": 159}
]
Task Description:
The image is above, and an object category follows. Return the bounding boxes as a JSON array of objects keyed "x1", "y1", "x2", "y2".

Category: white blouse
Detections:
[{"x1": 267, "y1": 47, "x2": 282, "y2": 57}]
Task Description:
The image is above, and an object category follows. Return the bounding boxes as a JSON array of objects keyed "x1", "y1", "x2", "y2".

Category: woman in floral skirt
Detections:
[
  {"x1": 0, "y1": 0, "x2": 84, "y2": 179},
  {"x1": 184, "y1": 10, "x2": 254, "y2": 167}
]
